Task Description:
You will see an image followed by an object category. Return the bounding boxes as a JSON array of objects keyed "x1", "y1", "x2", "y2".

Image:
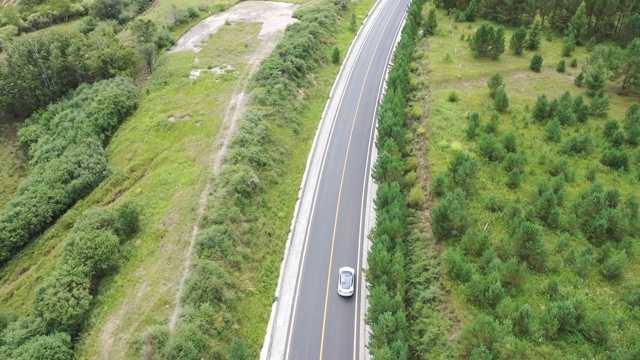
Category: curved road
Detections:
[{"x1": 284, "y1": 1, "x2": 410, "y2": 359}]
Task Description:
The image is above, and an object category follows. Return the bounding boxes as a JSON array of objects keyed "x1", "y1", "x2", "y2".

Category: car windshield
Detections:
[{"x1": 340, "y1": 272, "x2": 353, "y2": 288}]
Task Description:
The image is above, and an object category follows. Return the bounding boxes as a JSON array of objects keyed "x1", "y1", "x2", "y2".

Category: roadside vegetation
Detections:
[
  {"x1": 1, "y1": 0, "x2": 377, "y2": 359},
  {"x1": 148, "y1": 1, "x2": 377, "y2": 358},
  {"x1": 393, "y1": 0, "x2": 640, "y2": 358}
]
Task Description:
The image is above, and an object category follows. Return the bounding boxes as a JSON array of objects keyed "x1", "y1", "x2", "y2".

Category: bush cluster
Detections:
[
  {"x1": 0, "y1": 201, "x2": 140, "y2": 358},
  {"x1": 0, "y1": 77, "x2": 139, "y2": 265}
]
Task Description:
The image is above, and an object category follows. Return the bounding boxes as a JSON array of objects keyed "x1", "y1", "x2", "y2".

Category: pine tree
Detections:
[
  {"x1": 530, "y1": 53, "x2": 543, "y2": 72},
  {"x1": 557, "y1": 59, "x2": 566, "y2": 73},
  {"x1": 526, "y1": 18, "x2": 542, "y2": 51},
  {"x1": 491, "y1": 25, "x2": 505, "y2": 59},
  {"x1": 562, "y1": 34, "x2": 576, "y2": 57},
  {"x1": 545, "y1": 118, "x2": 562, "y2": 143},
  {"x1": 332, "y1": 46, "x2": 340, "y2": 64},
  {"x1": 568, "y1": 1, "x2": 587, "y2": 45},
  {"x1": 424, "y1": 8, "x2": 438, "y2": 36},
  {"x1": 509, "y1": 26, "x2": 527, "y2": 55},
  {"x1": 464, "y1": 0, "x2": 478, "y2": 22},
  {"x1": 586, "y1": 62, "x2": 606, "y2": 96},
  {"x1": 470, "y1": 22, "x2": 495, "y2": 58},
  {"x1": 487, "y1": 73, "x2": 503, "y2": 98},
  {"x1": 350, "y1": 12, "x2": 357, "y2": 33},
  {"x1": 574, "y1": 71, "x2": 585, "y2": 87},
  {"x1": 533, "y1": 94, "x2": 549, "y2": 122},
  {"x1": 494, "y1": 86, "x2": 509, "y2": 113}
]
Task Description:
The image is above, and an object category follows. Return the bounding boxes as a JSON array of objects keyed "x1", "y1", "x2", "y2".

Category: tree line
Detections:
[
  {"x1": 437, "y1": 0, "x2": 640, "y2": 45},
  {"x1": 0, "y1": 0, "x2": 153, "y2": 39},
  {"x1": 0, "y1": 29, "x2": 139, "y2": 117},
  {"x1": 366, "y1": 0, "x2": 428, "y2": 358}
]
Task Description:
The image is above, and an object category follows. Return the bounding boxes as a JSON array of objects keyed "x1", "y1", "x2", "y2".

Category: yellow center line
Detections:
[{"x1": 318, "y1": 2, "x2": 403, "y2": 359}]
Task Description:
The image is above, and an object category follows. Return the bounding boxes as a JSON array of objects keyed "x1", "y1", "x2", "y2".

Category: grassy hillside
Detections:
[{"x1": 414, "y1": 7, "x2": 640, "y2": 359}]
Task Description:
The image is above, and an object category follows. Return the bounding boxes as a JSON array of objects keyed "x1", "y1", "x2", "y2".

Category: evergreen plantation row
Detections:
[{"x1": 365, "y1": 0, "x2": 444, "y2": 357}]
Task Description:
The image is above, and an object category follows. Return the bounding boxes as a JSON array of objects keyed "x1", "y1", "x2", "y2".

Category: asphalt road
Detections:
[{"x1": 285, "y1": 1, "x2": 410, "y2": 359}]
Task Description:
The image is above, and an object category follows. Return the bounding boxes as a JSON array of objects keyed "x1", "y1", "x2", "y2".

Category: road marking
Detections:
[
  {"x1": 283, "y1": 1, "x2": 387, "y2": 358},
  {"x1": 318, "y1": 1, "x2": 404, "y2": 359}
]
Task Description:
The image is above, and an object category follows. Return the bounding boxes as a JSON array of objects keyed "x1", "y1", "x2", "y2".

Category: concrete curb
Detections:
[{"x1": 259, "y1": 1, "x2": 390, "y2": 359}]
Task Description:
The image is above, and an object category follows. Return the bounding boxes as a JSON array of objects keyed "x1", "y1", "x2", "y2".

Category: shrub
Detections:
[
  {"x1": 601, "y1": 149, "x2": 629, "y2": 170},
  {"x1": 33, "y1": 266, "x2": 93, "y2": 333},
  {"x1": 431, "y1": 189, "x2": 470, "y2": 242},
  {"x1": 431, "y1": 174, "x2": 448, "y2": 198},
  {"x1": 462, "y1": 230, "x2": 491, "y2": 257},
  {"x1": 525, "y1": 19, "x2": 541, "y2": 51},
  {"x1": 448, "y1": 90, "x2": 461, "y2": 102},
  {"x1": 424, "y1": 8, "x2": 437, "y2": 36},
  {"x1": 447, "y1": 152, "x2": 479, "y2": 193},
  {"x1": 467, "y1": 112, "x2": 481, "y2": 139},
  {"x1": 163, "y1": 325, "x2": 208, "y2": 360},
  {"x1": 459, "y1": 315, "x2": 503, "y2": 358},
  {"x1": 512, "y1": 304, "x2": 534, "y2": 337},
  {"x1": 545, "y1": 118, "x2": 562, "y2": 143},
  {"x1": 532, "y1": 94, "x2": 549, "y2": 122},
  {"x1": 114, "y1": 199, "x2": 141, "y2": 239},
  {"x1": 502, "y1": 132, "x2": 517, "y2": 153},
  {"x1": 487, "y1": 73, "x2": 503, "y2": 99},
  {"x1": 574, "y1": 71, "x2": 585, "y2": 87},
  {"x1": 530, "y1": 53, "x2": 543, "y2": 72},
  {"x1": 514, "y1": 221, "x2": 547, "y2": 271},
  {"x1": 562, "y1": 34, "x2": 576, "y2": 57},
  {"x1": 229, "y1": 338, "x2": 252, "y2": 360},
  {"x1": 590, "y1": 94, "x2": 610, "y2": 117},
  {"x1": 494, "y1": 87, "x2": 509, "y2": 113},
  {"x1": 560, "y1": 134, "x2": 593, "y2": 155},
  {"x1": 470, "y1": 22, "x2": 505, "y2": 59},
  {"x1": 600, "y1": 251, "x2": 628, "y2": 280},
  {"x1": 407, "y1": 186, "x2": 425, "y2": 208},
  {"x1": 443, "y1": 250, "x2": 473, "y2": 282},
  {"x1": 505, "y1": 168, "x2": 522, "y2": 189},
  {"x1": 556, "y1": 59, "x2": 566, "y2": 73},
  {"x1": 479, "y1": 134, "x2": 506, "y2": 162},
  {"x1": 582, "y1": 312, "x2": 611, "y2": 346},
  {"x1": 570, "y1": 58, "x2": 578, "y2": 67},
  {"x1": 509, "y1": 27, "x2": 527, "y2": 55},
  {"x1": 183, "y1": 260, "x2": 234, "y2": 306},
  {"x1": 332, "y1": 46, "x2": 340, "y2": 64}
]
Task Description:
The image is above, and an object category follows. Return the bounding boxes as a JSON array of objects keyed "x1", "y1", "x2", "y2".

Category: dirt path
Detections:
[{"x1": 166, "y1": 1, "x2": 299, "y2": 332}]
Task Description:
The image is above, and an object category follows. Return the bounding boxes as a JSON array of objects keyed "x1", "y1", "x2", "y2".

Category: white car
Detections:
[{"x1": 337, "y1": 267, "x2": 355, "y2": 297}]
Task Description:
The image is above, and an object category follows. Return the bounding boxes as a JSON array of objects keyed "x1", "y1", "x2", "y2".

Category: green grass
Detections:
[{"x1": 420, "y1": 9, "x2": 640, "y2": 358}]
